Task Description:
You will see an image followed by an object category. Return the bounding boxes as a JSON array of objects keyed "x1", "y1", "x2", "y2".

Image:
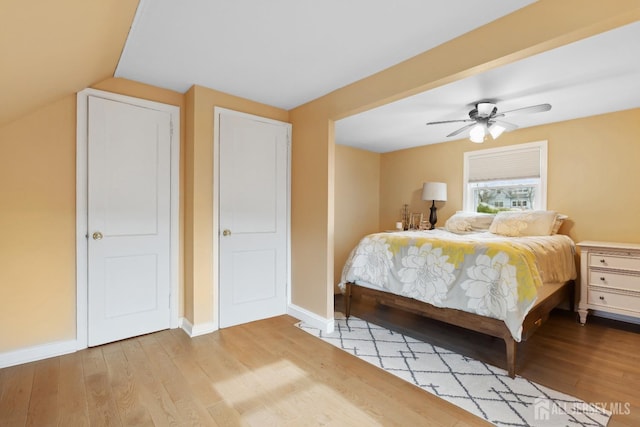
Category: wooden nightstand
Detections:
[{"x1": 577, "y1": 241, "x2": 640, "y2": 324}]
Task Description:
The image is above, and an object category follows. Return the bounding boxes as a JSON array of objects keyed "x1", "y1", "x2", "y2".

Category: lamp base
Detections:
[{"x1": 429, "y1": 201, "x2": 438, "y2": 230}]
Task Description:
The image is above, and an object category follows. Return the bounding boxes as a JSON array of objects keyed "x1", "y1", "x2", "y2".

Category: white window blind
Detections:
[{"x1": 467, "y1": 144, "x2": 543, "y2": 182}]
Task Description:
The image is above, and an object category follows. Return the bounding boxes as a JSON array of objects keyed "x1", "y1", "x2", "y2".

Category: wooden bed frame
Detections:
[{"x1": 344, "y1": 280, "x2": 574, "y2": 378}]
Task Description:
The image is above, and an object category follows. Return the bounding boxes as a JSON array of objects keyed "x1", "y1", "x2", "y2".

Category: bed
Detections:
[{"x1": 339, "y1": 210, "x2": 577, "y2": 378}]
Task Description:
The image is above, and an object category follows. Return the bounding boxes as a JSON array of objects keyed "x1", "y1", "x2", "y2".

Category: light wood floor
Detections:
[{"x1": 1, "y1": 299, "x2": 638, "y2": 426}]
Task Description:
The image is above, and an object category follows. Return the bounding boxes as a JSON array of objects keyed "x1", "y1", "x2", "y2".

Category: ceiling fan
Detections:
[{"x1": 426, "y1": 101, "x2": 552, "y2": 143}]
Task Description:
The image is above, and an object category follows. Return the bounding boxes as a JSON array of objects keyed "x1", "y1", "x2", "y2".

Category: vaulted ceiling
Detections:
[{"x1": 2, "y1": 0, "x2": 639, "y2": 152}]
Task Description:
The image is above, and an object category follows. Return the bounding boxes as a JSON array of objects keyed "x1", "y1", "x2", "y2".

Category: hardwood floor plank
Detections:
[
  {"x1": 82, "y1": 347, "x2": 123, "y2": 427},
  {"x1": 242, "y1": 316, "x2": 488, "y2": 426},
  {"x1": 0, "y1": 362, "x2": 34, "y2": 426},
  {"x1": 57, "y1": 351, "x2": 90, "y2": 426},
  {"x1": 170, "y1": 352, "x2": 224, "y2": 408},
  {"x1": 25, "y1": 358, "x2": 59, "y2": 427},
  {"x1": 101, "y1": 343, "x2": 153, "y2": 426},
  {"x1": 206, "y1": 400, "x2": 244, "y2": 427},
  {"x1": 1, "y1": 302, "x2": 638, "y2": 426},
  {"x1": 195, "y1": 338, "x2": 268, "y2": 416},
  {"x1": 137, "y1": 333, "x2": 216, "y2": 426},
  {"x1": 118, "y1": 338, "x2": 181, "y2": 426}
]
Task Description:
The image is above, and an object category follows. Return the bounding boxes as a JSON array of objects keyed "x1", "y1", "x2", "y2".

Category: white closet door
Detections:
[
  {"x1": 218, "y1": 112, "x2": 289, "y2": 328},
  {"x1": 87, "y1": 96, "x2": 172, "y2": 346}
]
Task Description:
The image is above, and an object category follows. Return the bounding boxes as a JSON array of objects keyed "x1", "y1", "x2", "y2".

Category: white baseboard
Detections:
[
  {"x1": 0, "y1": 339, "x2": 77, "y2": 369},
  {"x1": 179, "y1": 317, "x2": 218, "y2": 337},
  {"x1": 288, "y1": 303, "x2": 334, "y2": 333}
]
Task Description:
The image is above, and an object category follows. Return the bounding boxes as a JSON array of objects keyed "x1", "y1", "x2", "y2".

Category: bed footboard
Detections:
[{"x1": 344, "y1": 281, "x2": 573, "y2": 378}]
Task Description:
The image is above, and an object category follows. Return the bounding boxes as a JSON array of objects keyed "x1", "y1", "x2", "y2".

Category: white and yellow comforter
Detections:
[{"x1": 338, "y1": 229, "x2": 577, "y2": 341}]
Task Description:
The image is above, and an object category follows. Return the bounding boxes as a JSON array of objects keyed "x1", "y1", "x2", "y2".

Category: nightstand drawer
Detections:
[
  {"x1": 588, "y1": 288, "x2": 640, "y2": 312},
  {"x1": 589, "y1": 253, "x2": 640, "y2": 271},
  {"x1": 589, "y1": 270, "x2": 640, "y2": 291}
]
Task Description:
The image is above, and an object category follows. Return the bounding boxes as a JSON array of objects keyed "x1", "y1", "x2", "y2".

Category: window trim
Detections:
[{"x1": 463, "y1": 141, "x2": 548, "y2": 212}]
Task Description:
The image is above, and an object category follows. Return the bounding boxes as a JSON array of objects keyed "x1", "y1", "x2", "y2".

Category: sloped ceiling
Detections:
[
  {"x1": 0, "y1": 0, "x2": 138, "y2": 126},
  {"x1": 3, "y1": 0, "x2": 638, "y2": 151},
  {"x1": 114, "y1": 0, "x2": 535, "y2": 110}
]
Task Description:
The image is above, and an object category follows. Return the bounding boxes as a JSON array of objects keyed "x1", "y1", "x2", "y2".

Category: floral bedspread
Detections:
[{"x1": 339, "y1": 229, "x2": 576, "y2": 341}]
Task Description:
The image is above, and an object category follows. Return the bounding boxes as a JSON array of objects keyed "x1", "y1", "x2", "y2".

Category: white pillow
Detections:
[
  {"x1": 489, "y1": 210, "x2": 557, "y2": 237},
  {"x1": 445, "y1": 212, "x2": 495, "y2": 233}
]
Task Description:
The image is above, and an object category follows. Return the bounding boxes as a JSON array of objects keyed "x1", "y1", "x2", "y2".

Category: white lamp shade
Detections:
[
  {"x1": 489, "y1": 123, "x2": 506, "y2": 139},
  {"x1": 422, "y1": 182, "x2": 447, "y2": 202},
  {"x1": 469, "y1": 124, "x2": 486, "y2": 143}
]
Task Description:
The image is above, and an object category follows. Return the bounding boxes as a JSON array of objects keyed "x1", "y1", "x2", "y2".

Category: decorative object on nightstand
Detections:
[
  {"x1": 577, "y1": 241, "x2": 640, "y2": 324},
  {"x1": 421, "y1": 182, "x2": 447, "y2": 230},
  {"x1": 409, "y1": 212, "x2": 423, "y2": 230},
  {"x1": 400, "y1": 204, "x2": 410, "y2": 230}
]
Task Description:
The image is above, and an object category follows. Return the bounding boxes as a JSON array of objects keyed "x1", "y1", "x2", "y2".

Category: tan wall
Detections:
[
  {"x1": 184, "y1": 85, "x2": 288, "y2": 326},
  {"x1": 0, "y1": 78, "x2": 184, "y2": 354},
  {"x1": 0, "y1": 95, "x2": 77, "y2": 352},
  {"x1": 2, "y1": 0, "x2": 639, "y2": 356},
  {"x1": 290, "y1": 1, "x2": 640, "y2": 320},
  {"x1": 334, "y1": 145, "x2": 381, "y2": 293},
  {"x1": 380, "y1": 109, "x2": 640, "y2": 245},
  {"x1": 1, "y1": 0, "x2": 138, "y2": 126},
  {"x1": 0, "y1": 75, "x2": 289, "y2": 353}
]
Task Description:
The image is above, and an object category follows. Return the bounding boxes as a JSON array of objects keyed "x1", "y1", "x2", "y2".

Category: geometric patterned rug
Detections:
[{"x1": 297, "y1": 315, "x2": 610, "y2": 427}]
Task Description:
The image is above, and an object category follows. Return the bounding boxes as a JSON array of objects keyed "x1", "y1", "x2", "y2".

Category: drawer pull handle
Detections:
[
  {"x1": 600, "y1": 277, "x2": 605, "y2": 281},
  {"x1": 599, "y1": 296, "x2": 605, "y2": 300},
  {"x1": 599, "y1": 259, "x2": 606, "y2": 264}
]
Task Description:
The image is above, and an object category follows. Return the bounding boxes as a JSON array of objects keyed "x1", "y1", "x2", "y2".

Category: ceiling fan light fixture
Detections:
[
  {"x1": 489, "y1": 123, "x2": 506, "y2": 139},
  {"x1": 469, "y1": 123, "x2": 486, "y2": 143},
  {"x1": 426, "y1": 101, "x2": 550, "y2": 143},
  {"x1": 476, "y1": 102, "x2": 496, "y2": 117}
]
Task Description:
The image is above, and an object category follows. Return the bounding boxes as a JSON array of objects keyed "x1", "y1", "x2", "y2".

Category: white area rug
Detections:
[{"x1": 298, "y1": 315, "x2": 610, "y2": 427}]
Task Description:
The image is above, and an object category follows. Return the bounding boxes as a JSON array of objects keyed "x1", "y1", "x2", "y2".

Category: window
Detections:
[{"x1": 463, "y1": 141, "x2": 547, "y2": 213}]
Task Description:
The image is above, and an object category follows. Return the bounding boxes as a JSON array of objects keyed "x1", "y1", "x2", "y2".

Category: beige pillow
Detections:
[
  {"x1": 552, "y1": 214, "x2": 568, "y2": 234},
  {"x1": 489, "y1": 210, "x2": 557, "y2": 237},
  {"x1": 445, "y1": 212, "x2": 495, "y2": 233}
]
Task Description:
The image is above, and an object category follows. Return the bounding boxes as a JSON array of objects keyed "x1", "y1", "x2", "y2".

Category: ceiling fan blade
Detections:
[
  {"x1": 492, "y1": 119, "x2": 518, "y2": 131},
  {"x1": 499, "y1": 103, "x2": 552, "y2": 117},
  {"x1": 446, "y1": 123, "x2": 476, "y2": 137},
  {"x1": 426, "y1": 119, "x2": 474, "y2": 126}
]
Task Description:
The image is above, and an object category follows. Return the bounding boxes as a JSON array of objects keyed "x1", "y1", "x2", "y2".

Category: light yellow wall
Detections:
[
  {"x1": 0, "y1": 76, "x2": 288, "y2": 353},
  {"x1": 290, "y1": 1, "x2": 640, "y2": 319},
  {"x1": 334, "y1": 145, "x2": 381, "y2": 292},
  {"x1": 1, "y1": 0, "x2": 139, "y2": 126},
  {"x1": 0, "y1": 96, "x2": 77, "y2": 352},
  {"x1": 184, "y1": 85, "x2": 289, "y2": 326},
  {"x1": 379, "y1": 109, "x2": 640, "y2": 245},
  {"x1": 2, "y1": 0, "x2": 639, "y2": 357},
  {"x1": 0, "y1": 77, "x2": 184, "y2": 354}
]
